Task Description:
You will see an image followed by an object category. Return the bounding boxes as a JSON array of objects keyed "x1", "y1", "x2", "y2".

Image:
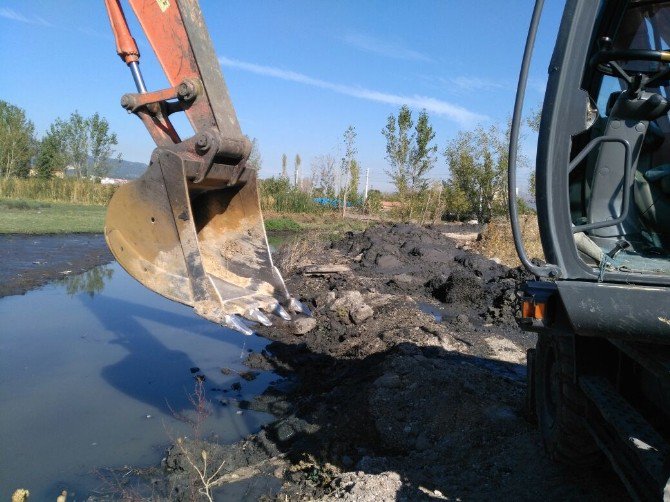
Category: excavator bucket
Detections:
[
  {"x1": 102, "y1": 0, "x2": 306, "y2": 332},
  {"x1": 105, "y1": 159, "x2": 298, "y2": 334}
]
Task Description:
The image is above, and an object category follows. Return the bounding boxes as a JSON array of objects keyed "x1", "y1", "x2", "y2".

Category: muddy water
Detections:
[{"x1": 0, "y1": 263, "x2": 276, "y2": 500}]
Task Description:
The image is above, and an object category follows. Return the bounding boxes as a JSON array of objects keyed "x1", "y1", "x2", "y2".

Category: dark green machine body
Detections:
[{"x1": 512, "y1": 1, "x2": 670, "y2": 499}]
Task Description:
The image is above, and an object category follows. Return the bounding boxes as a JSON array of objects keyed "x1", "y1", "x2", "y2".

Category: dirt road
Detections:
[{"x1": 151, "y1": 223, "x2": 626, "y2": 501}]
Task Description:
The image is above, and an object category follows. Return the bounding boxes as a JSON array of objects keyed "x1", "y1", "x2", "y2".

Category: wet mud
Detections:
[{"x1": 0, "y1": 234, "x2": 113, "y2": 298}]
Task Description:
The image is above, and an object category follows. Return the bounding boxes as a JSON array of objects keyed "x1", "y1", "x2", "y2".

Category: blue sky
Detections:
[{"x1": 0, "y1": 1, "x2": 565, "y2": 191}]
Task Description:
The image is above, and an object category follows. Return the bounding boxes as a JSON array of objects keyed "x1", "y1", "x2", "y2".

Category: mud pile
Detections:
[{"x1": 114, "y1": 223, "x2": 623, "y2": 501}]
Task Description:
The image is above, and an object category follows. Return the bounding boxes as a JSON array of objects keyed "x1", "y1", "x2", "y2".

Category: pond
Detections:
[{"x1": 0, "y1": 262, "x2": 277, "y2": 500}]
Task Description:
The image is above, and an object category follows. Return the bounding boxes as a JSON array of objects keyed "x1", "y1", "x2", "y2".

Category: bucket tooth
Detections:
[
  {"x1": 224, "y1": 315, "x2": 255, "y2": 336},
  {"x1": 272, "y1": 303, "x2": 292, "y2": 321},
  {"x1": 289, "y1": 297, "x2": 311, "y2": 316},
  {"x1": 244, "y1": 308, "x2": 272, "y2": 327}
]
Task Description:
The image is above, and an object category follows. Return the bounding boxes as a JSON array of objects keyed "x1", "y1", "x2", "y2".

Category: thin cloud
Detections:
[
  {"x1": 219, "y1": 56, "x2": 487, "y2": 126},
  {"x1": 448, "y1": 76, "x2": 509, "y2": 92},
  {"x1": 0, "y1": 7, "x2": 52, "y2": 27},
  {"x1": 344, "y1": 33, "x2": 432, "y2": 63}
]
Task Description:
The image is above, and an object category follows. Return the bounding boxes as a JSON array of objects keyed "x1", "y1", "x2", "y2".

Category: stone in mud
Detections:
[
  {"x1": 330, "y1": 290, "x2": 364, "y2": 312},
  {"x1": 350, "y1": 304, "x2": 374, "y2": 324},
  {"x1": 375, "y1": 254, "x2": 402, "y2": 269},
  {"x1": 239, "y1": 370, "x2": 259, "y2": 381},
  {"x1": 292, "y1": 317, "x2": 317, "y2": 335},
  {"x1": 269, "y1": 416, "x2": 314, "y2": 445}
]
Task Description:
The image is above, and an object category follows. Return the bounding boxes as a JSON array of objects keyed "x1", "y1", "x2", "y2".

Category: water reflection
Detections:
[
  {"x1": 0, "y1": 262, "x2": 276, "y2": 500},
  {"x1": 59, "y1": 265, "x2": 114, "y2": 297}
]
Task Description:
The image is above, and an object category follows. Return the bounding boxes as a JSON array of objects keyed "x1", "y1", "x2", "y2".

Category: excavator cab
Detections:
[
  {"x1": 102, "y1": 0, "x2": 306, "y2": 334},
  {"x1": 511, "y1": 0, "x2": 670, "y2": 335},
  {"x1": 510, "y1": 0, "x2": 670, "y2": 498}
]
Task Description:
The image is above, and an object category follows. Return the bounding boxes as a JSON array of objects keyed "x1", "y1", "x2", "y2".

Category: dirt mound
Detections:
[{"x1": 122, "y1": 223, "x2": 623, "y2": 500}]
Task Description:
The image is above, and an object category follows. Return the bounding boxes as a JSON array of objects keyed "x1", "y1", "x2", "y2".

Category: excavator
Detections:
[
  {"x1": 101, "y1": 0, "x2": 670, "y2": 499},
  {"x1": 102, "y1": 0, "x2": 308, "y2": 336},
  {"x1": 510, "y1": 0, "x2": 670, "y2": 499}
]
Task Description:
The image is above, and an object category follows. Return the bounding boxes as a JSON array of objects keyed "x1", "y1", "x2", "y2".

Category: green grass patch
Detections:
[
  {"x1": 264, "y1": 217, "x2": 302, "y2": 232},
  {"x1": 0, "y1": 198, "x2": 106, "y2": 234}
]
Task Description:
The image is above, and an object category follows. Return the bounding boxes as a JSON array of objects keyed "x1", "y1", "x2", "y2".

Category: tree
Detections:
[
  {"x1": 382, "y1": 105, "x2": 437, "y2": 217},
  {"x1": 382, "y1": 105, "x2": 413, "y2": 203},
  {"x1": 340, "y1": 125, "x2": 358, "y2": 207},
  {"x1": 50, "y1": 111, "x2": 119, "y2": 179},
  {"x1": 293, "y1": 154, "x2": 301, "y2": 187},
  {"x1": 35, "y1": 127, "x2": 66, "y2": 179},
  {"x1": 442, "y1": 182, "x2": 472, "y2": 221},
  {"x1": 444, "y1": 122, "x2": 512, "y2": 223},
  {"x1": 0, "y1": 100, "x2": 35, "y2": 178},
  {"x1": 89, "y1": 113, "x2": 119, "y2": 178},
  {"x1": 281, "y1": 153, "x2": 288, "y2": 179},
  {"x1": 410, "y1": 110, "x2": 438, "y2": 192},
  {"x1": 310, "y1": 154, "x2": 337, "y2": 198},
  {"x1": 246, "y1": 136, "x2": 262, "y2": 171}
]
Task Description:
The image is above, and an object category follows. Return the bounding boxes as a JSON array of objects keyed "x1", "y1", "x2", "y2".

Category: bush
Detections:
[{"x1": 259, "y1": 177, "x2": 322, "y2": 213}]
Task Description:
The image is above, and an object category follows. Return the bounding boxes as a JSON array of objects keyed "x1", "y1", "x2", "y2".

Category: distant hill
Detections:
[{"x1": 105, "y1": 158, "x2": 147, "y2": 180}]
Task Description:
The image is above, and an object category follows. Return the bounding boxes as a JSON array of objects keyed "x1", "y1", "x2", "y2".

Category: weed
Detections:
[
  {"x1": 264, "y1": 217, "x2": 302, "y2": 232},
  {"x1": 275, "y1": 231, "x2": 324, "y2": 276},
  {"x1": 475, "y1": 215, "x2": 545, "y2": 267}
]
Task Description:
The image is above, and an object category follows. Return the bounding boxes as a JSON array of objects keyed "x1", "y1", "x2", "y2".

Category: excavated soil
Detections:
[{"x1": 92, "y1": 223, "x2": 627, "y2": 501}]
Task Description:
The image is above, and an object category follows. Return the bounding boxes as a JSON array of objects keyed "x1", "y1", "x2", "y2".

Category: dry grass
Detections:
[
  {"x1": 274, "y1": 231, "x2": 326, "y2": 276},
  {"x1": 475, "y1": 215, "x2": 545, "y2": 267},
  {"x1": 0, "y1": 177, "x2": 116, "y2": 205}
]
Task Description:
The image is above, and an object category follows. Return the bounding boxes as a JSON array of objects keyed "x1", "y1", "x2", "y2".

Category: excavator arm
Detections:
[{"x1": 102, "y1": 0, "x2": 306, "y2": 334}]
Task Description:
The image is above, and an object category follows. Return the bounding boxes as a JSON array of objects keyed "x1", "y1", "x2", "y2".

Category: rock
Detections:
[
  {"x1": 350, "y1": 304, "x2": 374, "y2": 324},
  {"x1": 239, "y1": 370, "x2": 259, "y2": 381},
  {"x1": 330, "y1": 290, "x2": 364, "y2": 312},
  {"x1": 363, "y1": 291, "x2": 395, "y2": 308},
  {"x1": 292, "y1": 317, "x2": 317, "y2": 335},
  {"x1": 270, "y1": 417, "x2": 314, "y2": 445}
]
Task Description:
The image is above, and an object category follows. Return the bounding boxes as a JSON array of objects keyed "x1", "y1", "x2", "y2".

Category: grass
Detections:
[
  {"x1": 0, "y1": 177, "x2": 116, "y2": 205},
  {"x1": 264, "y1": 211, "x2": 371, "y2": 234},
  {"x1": 475, "y1": 215, "x2": 545, "y2": 267},
  {"x1": 0, "y1": 198, "x2": 106, "y2": 234},
  {"x1": 264, "y1": 217, "x2": 303, "y2": 232}
]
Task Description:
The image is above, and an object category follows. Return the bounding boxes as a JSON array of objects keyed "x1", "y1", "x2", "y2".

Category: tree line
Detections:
[
  {"x1": 2, "y1": 97, "x2": 535, "y2": 222},
  {"x1": 0, "y1": 100, "x2": 119, "y2": 180},
  {"x1": 269, "y1": 104, "x2": 534, "y2": 222}
]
